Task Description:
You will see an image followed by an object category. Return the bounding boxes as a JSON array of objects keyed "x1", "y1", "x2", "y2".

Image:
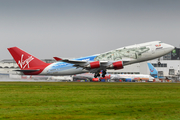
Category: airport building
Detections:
[
  {"x1": 0, "y1": 48, "x2": 180, "y2": 80},
  {"x1": 108, "y1": 48, "x2": 180, "y2": 80}
]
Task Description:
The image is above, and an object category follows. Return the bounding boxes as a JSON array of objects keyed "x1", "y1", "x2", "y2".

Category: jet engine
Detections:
[
  {"x1": 108, "y1": 61, "x2": 123, "y2": 70},
  {"x1": 92, "y1": 78, "x2": 99, "y2": 82},
  {"x1": 86, "y1": 61, "x2": 100, "y2": 69}
]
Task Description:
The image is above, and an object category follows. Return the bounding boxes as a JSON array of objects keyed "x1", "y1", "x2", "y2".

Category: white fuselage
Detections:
[
  {"x1": 40, "y1": 41, "x2": 174, "y2": 76},
  {"x1": 112, "y1": 74, "x2": 154, "y2": 81}
]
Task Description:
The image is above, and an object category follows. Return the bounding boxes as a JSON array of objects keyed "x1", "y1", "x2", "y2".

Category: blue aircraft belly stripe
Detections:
[{"x1": 48, "y1": 55, "x2": 98, "y2": 72}]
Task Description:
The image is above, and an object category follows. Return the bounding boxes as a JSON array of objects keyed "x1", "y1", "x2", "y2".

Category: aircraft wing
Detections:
[
  {"x1": 61, "y1": 59, "x2": 88, "y2": 64},
  {"x1": 53, "y1": 57, "x2": 89, "y2": 65},
  {"x1": 53, "y1": 57, "x2": 123, "y2": 70},
  {"x1": 14, "y1": 69, "x2": 40, "y2": 72},
  {"x1": 53, "y1": 57, "x2": 88, "y2": 64}
]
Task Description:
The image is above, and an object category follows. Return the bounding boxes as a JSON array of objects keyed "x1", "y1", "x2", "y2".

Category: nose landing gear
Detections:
[{"x1": 158, "y1": 58, "x2": 161, "y2": 66}]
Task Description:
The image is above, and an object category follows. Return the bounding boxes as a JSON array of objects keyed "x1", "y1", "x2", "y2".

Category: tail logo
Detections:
[
  {"x1": 18, "y1": 54, "x2": 34, "y2": 69},
  {"x1": 150, "y1": 68, "x2": 154, "y2": 72}
]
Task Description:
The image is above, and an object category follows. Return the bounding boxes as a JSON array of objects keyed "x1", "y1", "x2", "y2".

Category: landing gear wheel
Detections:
[
  {"x1": 102, "y1": 70, "x2": 107, "y2": 78},
  {"x1": 158, "y1": 58, "x2": 161, "y2": 66},
  {"x1": 94, "y1": 73, "x2": 100, "y2": 78},
  {"x1": 94, "y1": 74, "x2": 97, "y2": 78},
  {"x1": 97, "y1": 73, "x2": 100, "y2": 77},
  {"x1": 102, "y1": 74, "x2": 105, "y2": 78}
]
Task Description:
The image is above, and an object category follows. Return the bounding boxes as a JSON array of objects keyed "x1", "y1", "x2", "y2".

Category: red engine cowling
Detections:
[
  {"x1": 108, "y1": 61, "x2": 123, "y2": 70},
  {"x1": 92, "y1": 78, "x2": 99, "y2": 82},
  {"x1": 86, "y1": 61, "x2": 100, "y2": 69}
]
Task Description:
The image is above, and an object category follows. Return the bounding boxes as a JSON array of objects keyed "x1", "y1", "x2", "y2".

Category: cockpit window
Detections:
[{"x1": 159, "y1": 42, "x2": 163, "y2": 44}]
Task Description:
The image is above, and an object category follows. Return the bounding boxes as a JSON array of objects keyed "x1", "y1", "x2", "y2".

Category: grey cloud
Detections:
[{"x1": 0, "y1": 0, "x2": 180, "y2": 60}]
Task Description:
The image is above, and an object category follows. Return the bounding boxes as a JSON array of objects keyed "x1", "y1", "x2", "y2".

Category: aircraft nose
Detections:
[
  {"x1": 162, "y1": 43, "x2": 175, "y2": 54},
  {"x1": 168, "y1": 44, "x2": 175, "y2": 51},
  {"x1": 164, "y1": 43, "x2": 175, "y2": 53}
]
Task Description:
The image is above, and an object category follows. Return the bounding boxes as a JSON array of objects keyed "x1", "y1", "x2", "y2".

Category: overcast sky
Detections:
[{"x1": 0, "y1": 0, "x2": 180, "y2": 60}]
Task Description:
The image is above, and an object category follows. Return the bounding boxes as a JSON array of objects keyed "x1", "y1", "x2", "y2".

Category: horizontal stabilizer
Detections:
[
  {"x1": 14, "y1": 69, "x2": 40, "y2": 73},
  {"x1": 53, "y1": 57, "x2": 62, "y2": 61},
  {"x1": 53, "y1": 57, "x2": 87, "y2": 64}
]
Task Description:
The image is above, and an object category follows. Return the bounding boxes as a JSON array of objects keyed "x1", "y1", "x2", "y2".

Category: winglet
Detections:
[{"x1": 53, "y1": 57, "x2": 62, "y2": 61}]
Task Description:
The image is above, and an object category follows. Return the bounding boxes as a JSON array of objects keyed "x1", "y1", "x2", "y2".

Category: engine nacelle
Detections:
[
  {"x1": 92, "y1": 78, "x2": 99, "y2": 82},
  {"x1": 86, "y1": 61, "x2": 100, "y2": 69},
  {"x1": 108, "y1": 61, "x2": 123, "y2": 70}
]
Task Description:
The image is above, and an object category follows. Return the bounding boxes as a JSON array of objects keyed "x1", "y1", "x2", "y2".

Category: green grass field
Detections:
[{"x1": 0, "y1": 82, "x2": 180, "y2": 120}]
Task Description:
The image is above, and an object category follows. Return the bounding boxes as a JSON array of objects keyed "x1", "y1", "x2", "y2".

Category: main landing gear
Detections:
[
  {"x1": 102, "y1": 70, "x2": 106, "y2": 78},
  {"x1": 94, "y1": 73, "x2": 100, "y2": 78},
  {"x1": 94, "y1": 70, "x2": 107, "y2": 78}
]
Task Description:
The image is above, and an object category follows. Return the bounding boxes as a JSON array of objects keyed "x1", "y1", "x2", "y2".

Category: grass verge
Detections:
[{"x1": 0, "y1": 82, "x2": 180, "y2": 120}]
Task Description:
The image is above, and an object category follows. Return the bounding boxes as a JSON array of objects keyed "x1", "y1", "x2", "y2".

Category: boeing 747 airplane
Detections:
[{"x1": 8, "y1": 41, "x2": 174, "y2": 78}]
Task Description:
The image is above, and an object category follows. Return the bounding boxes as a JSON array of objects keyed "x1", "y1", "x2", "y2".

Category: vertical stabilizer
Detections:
[
  {"x1": 8, "y1": 47, "x2": 46, "y2": 70},
  {"x1": 147, "y1": 63, "x2": 158, "y2": 78}
]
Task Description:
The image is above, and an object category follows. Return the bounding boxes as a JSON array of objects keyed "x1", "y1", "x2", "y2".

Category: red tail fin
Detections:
[{"x1": 8, "y1": 47, "x2": 46, "y2": 70}]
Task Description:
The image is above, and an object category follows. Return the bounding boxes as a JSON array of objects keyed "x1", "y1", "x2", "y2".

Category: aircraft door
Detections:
[{"x1": 150, "y1": 44, "x2": 156, "y2": 54}]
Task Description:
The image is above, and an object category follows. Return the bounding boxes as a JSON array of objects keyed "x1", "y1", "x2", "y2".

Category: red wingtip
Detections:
[{"x1": 53, "y1": 57, "x2": 62, "y2": 61}]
